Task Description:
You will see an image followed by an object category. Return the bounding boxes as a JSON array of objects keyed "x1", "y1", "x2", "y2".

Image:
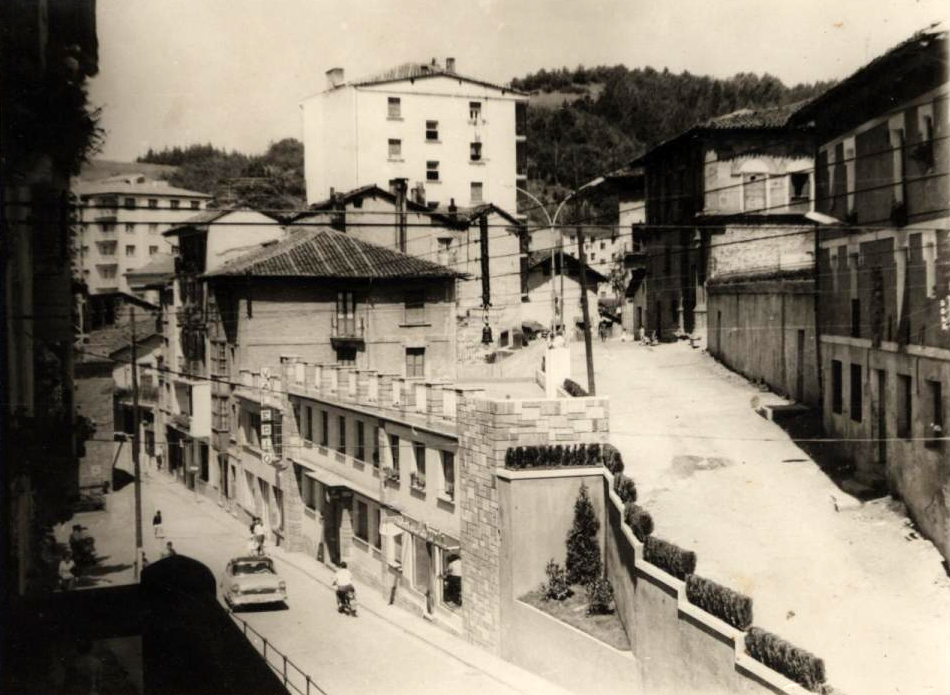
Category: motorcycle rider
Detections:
[{"x1": 332, "y1": 562, "x2": 355, "y2": 613}]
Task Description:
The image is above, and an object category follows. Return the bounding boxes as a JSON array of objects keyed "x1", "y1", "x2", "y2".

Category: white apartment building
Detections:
[
  {"x1": 301, "y1": 58, "x2": 528, "y2": 214},
  {"x1": 75, "y1": 175, "x2": 211, "y2": 296}
]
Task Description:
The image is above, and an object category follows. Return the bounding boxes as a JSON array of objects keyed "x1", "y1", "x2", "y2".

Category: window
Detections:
[
  {"x1": 356, "y1": 421, "x2": 365, "y2": 461},
  {"x1": 426, "y1": 161, "x2": 439, "y2": 182},
  {"x1": 387, "y1": 96, "x2": 401, "y2": 119},
  {"x1": 302, "y1": 405, "x2": 313, "y2": 441},
  {"x1": 148, "y1": 223, "x2": 158, "y2": 234},
  {"x1": 336, "y1": 345, "x2": 356, "y2": 365},
  {"x1": 124, "y1": 197, "x2": 135, "y2": 209},
  {"x1": 470, "y1": 182, "x2": 483, "y2": 204},
  {"x1": 355, "y1": 500, "x2": 369, "y2": 542},
  {"x1": 425, "y1": 120, "x2": 439, "y2": 141},
  {"x1": 171, "y1": 199, "x2": 180, "y2": 209},
  {"x1": 171, "y1": 245, "x2": 179, "y2": 254},
  {"x1": 149, "y1": 245, "x2": 159, "y2": 255},
  {"x1": 388, "y1": 138, "x2": 402, "y2": 159},
  {"x1": 406, "y1": 347, "x2": 425, "y2": 377},
  {"x1": 851, "y1": 299, "x2": 861, "y2": 338},
  {"x1": 372, "y1": 425, "x2": 380, "y2": 467},
  {"x1": 516, "y1": 140, "x2": 527, "y2": 176},
  {"x1": 831, "y1": 360, "x2": 843, "y2": 414},
  {"x1": 470, "y1": 141, "x2": 482, "y2": 161},
  {"x1": 515, "y1": 102, "x2": 527, "y2": 136},
  {"x1": 898, "y1": 374, "x2": 912, "y2": 438},
  {"x1": 125, "y1": 245, "x2": 136, "y2": 257},
  {"x1": 320, "y1": 410, "x2": 328, "y2": 447},
  {"x1": 100, "y1": 265, "x2": 117, "y2": 279},
  {"x1": 336, "y1": 290, "x2": 357, "y2": 336},
  {"x1": 125, "y1": 223, "x2": 135, "y2": 233},
  {"x1": 100, "y1": 222, "x2": 115, "y2": 233},
  {"x1": 374, "y1": 508, "x2": 382, "y2": 549},
  {"x1": 927, "y1": 380, "x2": 943, "y2": 447},
  {"x1": 405, "y1": 289, "x2": 425, "y2": 324},
  {"x1": 850, "y1": 364, "x2": 862, "y2": 422},
  {"x1": 389, "y1": 434, "x2": 400, "y2": 474},
  {"x1": 338, "y1": 416, "x2": 346, "y2": 454},
  {"x1": 441, "y1": 451, "x2": 455, "y2": 500},
  {"x1": 469, "y1": 101, "x2": 481, "y2": 121},
  {"x1": 790, "y1": 173, "x2": 809, "y2": 204},
  {"x1": 148, "y1": 198, "x2": 158, "y2": 209},
  {"x1": 97, "y1": 241, "x2": 117, "y2": 256},
  {"x1": 191, "y1": 200, "x2": 200, "y2": 209}
]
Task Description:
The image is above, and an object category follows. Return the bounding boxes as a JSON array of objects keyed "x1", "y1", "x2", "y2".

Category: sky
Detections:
[{"x1": 90, "y1": 0, "x2": 949, "y2": 160}]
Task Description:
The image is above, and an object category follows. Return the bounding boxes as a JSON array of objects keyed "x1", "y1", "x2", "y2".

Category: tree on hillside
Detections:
[{"x1": 565, "y1": 483, "x2": 602, "y2": 586}]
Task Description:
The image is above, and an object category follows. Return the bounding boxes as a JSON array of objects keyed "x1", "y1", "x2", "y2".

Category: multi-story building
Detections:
[
  {"x1": 292, "y1": 184, "x2": 526, "y2": 359},
  {"x1": 301, "y1": 59, "x2": 528, "y2": 214},
  {"x1": 74, "y1": 174, "x2": 211, "y2": 296},
  {"x1": 791, "y1": 26, "x2": 949, "y2": 559}
]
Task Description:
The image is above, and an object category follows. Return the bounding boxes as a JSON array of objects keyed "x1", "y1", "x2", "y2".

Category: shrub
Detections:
[
  {"x1": 542, "y1": 559, "x2": 572, "y2": 601},
  {"x1": 623, "y1": 502, "x2": 653, "y2": 541},
  {"x1": 565, "y1": 483, "x2": 602, "y2": 585},
  {"x1": 563, "y1": 378, "x2": 588, "y2": 397},
  {"x1": 685, "y1": 574, "x2": 753, "y2": 631},
  {"x1": 586, "y1": 443, "x2": 601, "y2": 466},
  {"x1": 745, "y1": 627, "x2": 826, "y2": 692},
  {"x1": 643, "y1": 536, "x2": 696, "y2": 580},
  {"x1": 602, "y1": 443, "x2": 624, "y2": 474},
  {"x1": 613, "y1": 474, "x2": 637, "y2": 503},
  {"x1": 586, "y1": 577, "x2": 614, "y2": 615}
]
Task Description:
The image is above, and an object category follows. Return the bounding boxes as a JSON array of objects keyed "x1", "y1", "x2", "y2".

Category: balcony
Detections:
[
  {"x1": 330, "y1": 314, "x2": 365, "y2": 347},
  {"x1": 172, "y1": 411, "x2": 191, "y2": 430}
]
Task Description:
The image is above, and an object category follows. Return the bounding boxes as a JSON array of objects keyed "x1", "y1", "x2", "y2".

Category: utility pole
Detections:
[
  {"x1": 576, "y1": 226, "x2": 596, "y2": 395},
  {"x1": 131, "y1": 308, "x2": 143, "y2": 580}
]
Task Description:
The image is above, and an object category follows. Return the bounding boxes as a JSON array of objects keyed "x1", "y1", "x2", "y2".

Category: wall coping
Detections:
[
  {"x1": 514, "y1": 598, "x2": 637, "y2": 661},
  {"x1": 496, "y1": 466, "x2": 605, "y2": 481}
]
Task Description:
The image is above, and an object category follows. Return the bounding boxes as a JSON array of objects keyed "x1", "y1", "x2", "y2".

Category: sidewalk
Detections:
[{"x1": 143, "y1": 471, "x2": 574, "y2": 695}]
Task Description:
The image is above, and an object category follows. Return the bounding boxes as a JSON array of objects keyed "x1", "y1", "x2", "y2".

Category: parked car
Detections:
[{"x1": 221, "y1": 555, "x2": 287, "y2": 609}]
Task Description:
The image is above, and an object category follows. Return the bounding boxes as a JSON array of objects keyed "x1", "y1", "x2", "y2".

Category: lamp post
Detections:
[{"x1": 516, "y1": 179, "x2": 604, "y2": 333}]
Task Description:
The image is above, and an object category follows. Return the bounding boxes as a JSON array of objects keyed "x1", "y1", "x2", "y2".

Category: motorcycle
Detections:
[{"x1": 337, "y1": 587, "x2": 357, "y2": 616}]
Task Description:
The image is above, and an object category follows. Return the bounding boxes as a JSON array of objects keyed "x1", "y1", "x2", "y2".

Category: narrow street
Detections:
[{"x1": 575, "y1": 338, "x2": 950, "y2": 695}]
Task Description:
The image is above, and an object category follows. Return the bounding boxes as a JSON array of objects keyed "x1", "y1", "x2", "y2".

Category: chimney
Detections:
[
  {"x1": 413, "y1": 183, "x2": 425, "y2": 205},
  {"x1": 448, "y1": 198, "x2": 458, "y2": 224},
  {"x1": 325, "y1": 67, "x2": 345, "y2": 89},
  {"x1": 390, "y1": 178, "x2": 408, "y2": 252},
  {"x1": 446, "y1": 57, "x2": 456, "y2": 73}
]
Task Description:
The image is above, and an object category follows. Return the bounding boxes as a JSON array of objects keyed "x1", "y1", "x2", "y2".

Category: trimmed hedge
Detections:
[
  {"x1": 745, "y1": 627, "x2": 826, "y2": 692},
  {"x1": 613, "y1": 473, "x2": 638, "y2": 503},
  {"x1": 505, "y1": 443, "x2": 605, "y2": 469},
  {"x1": 685, "y1": 574, "x2": 753, "y2": 631},
  {"x1": 623, "y1": 502, "x2": 653, "y2": 541},
  {"x1": 643, "y1": 536, "x2": 696, "y2": 580},
  {"x1": 563, "y1": 378, "x2": 588, "y2": 397},
  {"x1": 602, "y1": 442, "x2": 624, "y2": 474}
]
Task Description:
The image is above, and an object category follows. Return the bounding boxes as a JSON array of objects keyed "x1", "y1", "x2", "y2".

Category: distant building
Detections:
[
  {"x1": 791, "y1": 25, "x2": 949, "y2": 560},
  {"x1": 301, "y1": 59, "x2": 528, "y2": 214},
  {"x1": 292, "y1": 184, "x2": 526, "y2": 358},
  {"x1": 523, "y1": 250, "x2": 606, "y2": 335},
  {"x1": 74, "y1": 174, "x2": 211, "y2": 296}
]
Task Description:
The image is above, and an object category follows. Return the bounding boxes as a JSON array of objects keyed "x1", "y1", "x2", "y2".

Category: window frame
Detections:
[
  {"x1": 470, "y1": 181, "x2": 483, "y2": 204},
  {"x1": 406, "y1": 347, "x2": 425, "y2": 378},
  {"x1": 388, "y1": 138, "x2": 402, "y2": 159},
  {"x1": 850, "y1": 363, "x2": 862, "y2": 423},
  {"x1": 404, "y1": 289, "x2": 426, "y2": 325},
  {"x1": 831, "y1": 360, "x2": 843, "y2": 414},
  {"x1": 337, "y1": 415, "x2": 346, "y2": 455},
  {"x1": 425, "y1": 120, "x2": 439, "y2": 141},
  {"x1": 387, "y1": 96, "x2": 401, "y2": 119},
  {"x1": 426, "y1": 160, "x2": 440, "y2": 182}
]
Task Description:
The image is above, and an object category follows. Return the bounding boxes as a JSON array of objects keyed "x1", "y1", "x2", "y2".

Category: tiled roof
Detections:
[
  {"x1": 125, "y1": 253, "x2": 175, "y2": 279},
  {"x1": 527, "y1": 249, "x2": 609, "y2": 283},
  {"x1": 204, "y1": 225, "x2": 461, "y2": 280},
  {"x1": 702, "y1": 102, "x2": 806, "y2": 130},
  {"x1": 79, "y1": 319, "x2": 158, "y2": 364},
  {"x1": 348, "y1": 61, "x2": 527, "y2": 96},
  {"x1": 76, "y1": 177, "x2": 211, "y2": 199}
]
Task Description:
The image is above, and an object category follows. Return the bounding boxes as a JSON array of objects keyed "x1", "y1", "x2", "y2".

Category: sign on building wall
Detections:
[{"x1": 260, "y1": 369, "x2": 283, "y2": 463}]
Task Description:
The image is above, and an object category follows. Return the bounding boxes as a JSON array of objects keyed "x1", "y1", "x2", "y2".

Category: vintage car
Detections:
[{"x1": 221, "y1": 555, "x2": 287, "y2": 609}]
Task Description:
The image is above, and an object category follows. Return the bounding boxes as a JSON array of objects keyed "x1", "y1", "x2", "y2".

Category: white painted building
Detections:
[
  {"x1": 301, "y1": 59, "x2": 528, "y2": 214},
  {"x1": 75, "y1": 175, "x2": 211, "y2": 295}
]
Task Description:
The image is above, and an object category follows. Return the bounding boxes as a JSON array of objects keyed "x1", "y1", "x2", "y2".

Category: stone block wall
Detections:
[{"x1": 458, "y1": 395, "x2": 610, "y2": 654}]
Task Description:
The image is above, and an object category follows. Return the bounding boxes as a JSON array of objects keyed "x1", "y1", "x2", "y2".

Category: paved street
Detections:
[
  {"x1": 134, "y1": 468, "x2": 572, "y2": 695},
  {"x1": 574, "y1": 338, "x2": 950, "y2": 695}
]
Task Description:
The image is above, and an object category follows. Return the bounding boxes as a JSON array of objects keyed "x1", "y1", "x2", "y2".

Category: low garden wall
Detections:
[{"x1": 505, "y1": 599, "x2": 642, "y2": 695}]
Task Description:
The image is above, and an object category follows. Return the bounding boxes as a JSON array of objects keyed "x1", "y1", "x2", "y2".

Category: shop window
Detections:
[
  {"x1": 850, "y1": 364, "x2": 862, "y2": 422},
  {"x1": 831, "y1": 360, "x2": 843, "y2": 414},
  {"x1": 355, "y1": 500, "x2": 369, "y2": 542},
  {"x1": 897, "y1": 374, "x2": 912, "y2": 438}
]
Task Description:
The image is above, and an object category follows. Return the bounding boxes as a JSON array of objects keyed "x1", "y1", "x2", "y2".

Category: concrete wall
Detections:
[
  {"x1": 205, "y1": 211, "x2": 284, "y2": 273},
  {"x1": 505, "y1": 599, "x2": 642, "y2": 695},
  {"x1": 708, "y1": 281, "x2": 819, "y2": 406}
]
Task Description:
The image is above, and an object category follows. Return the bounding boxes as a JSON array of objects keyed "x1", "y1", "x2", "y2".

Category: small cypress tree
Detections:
[{"x1": 565, "y1": 482, "x2": 602, "y2": 585}]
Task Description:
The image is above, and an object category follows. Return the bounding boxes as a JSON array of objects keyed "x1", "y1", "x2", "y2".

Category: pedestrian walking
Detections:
[
  {"x1": 152, "y1": 510, "x2": 163, "y2": 538},
  {"x1": 59, "y1": 552, "x2": 77, "y2": 591},
  {"x1": 252, "y1": 517, "x2": 265, "y2": 555}
]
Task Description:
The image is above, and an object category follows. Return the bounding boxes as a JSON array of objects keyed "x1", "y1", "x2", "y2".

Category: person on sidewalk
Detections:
[
  {"x1": 152, "y1": 510, "x2": 163, "y2": 538},
  {"x1": 58, "y1": 552, "x2": 76, "y2": 591},
  {"x1": 332, "y1": 562, "x2": 354, "y2": 612},
  {"x1": 252, "y1": 518, "x2": 265, "y2": 555},
  {"x1": 161, "y1": 542, "x2": 176, "y2": 558}
]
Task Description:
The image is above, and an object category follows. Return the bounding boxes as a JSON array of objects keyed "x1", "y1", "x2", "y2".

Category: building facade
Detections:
[
  {"x1": 523, "y1": 250, "x2": 606, "y2": 334},
  {"x1": 75, "y1": 175, "x2": 210, "y2": 296},
  {"x1": 301, "y1": 59, "x2": 528, "y2": 214},
  {"x1": 791, "y1": 26, "x2": 949, "y2": 559}
]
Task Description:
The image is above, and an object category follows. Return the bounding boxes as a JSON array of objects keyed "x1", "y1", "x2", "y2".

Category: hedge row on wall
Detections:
[
  {"x1": 623, "y1": 502, "x2": 653, "y2": 542},
  {"x1": 601, "y1": 443, "x2": 624, "y2": 475},
  {"x1": 685, "y1": 574, "x2": 753, "y2": 631},
  {"x1": 643, "y1": 536, "x2": 697, "y2": 581},
  {"x1": 613, "y1": 473, "x2": 637, "y2": 503},
  {"x1": 563, "y1": 378, "x2": 588, "y2": 397},
  {"x1": 505, "y1": 443, "x2": 605, "y2": 469},
  {"x1": 745, "y1": 627, "x2": 827, "y2": 692}
]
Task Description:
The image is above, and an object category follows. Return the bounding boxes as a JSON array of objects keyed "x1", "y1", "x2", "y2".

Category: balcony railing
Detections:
[{"x1": 330, "y1": 315, "x2": 365, "y2": 343}]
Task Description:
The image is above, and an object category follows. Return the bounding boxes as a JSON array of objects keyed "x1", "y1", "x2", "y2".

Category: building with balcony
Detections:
[
  {"x1": 790, "y1": 25, "x2": 949, "y2": 560},
  {"x1": 301, "y1": 59, "x2": 528, "y2": 215},
  {"x1": 291, "y1": 184, "x2": 526, "y2": 359},
  {"x1": 74, "y1": 175, "x2": 211, "y2": 296}
]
